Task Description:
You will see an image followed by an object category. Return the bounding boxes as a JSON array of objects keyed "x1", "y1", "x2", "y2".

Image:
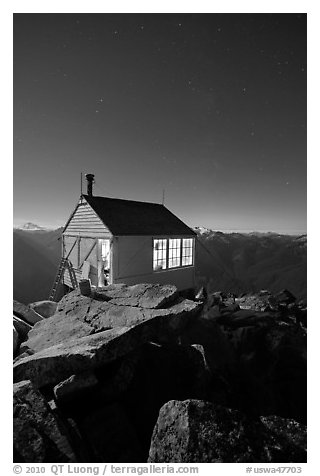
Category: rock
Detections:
[
  {"x1": 235, "y1": 294, "x2": 271, "y2": 312},
  {"x1": 95, "y1": 283, "x2": 178, "y2": 309},
  {"x1": 14, "y1": 296, "x2": 200, "y2": 388},
  {"x1": 13, "y1": 315, "x2": 32, "y2": 341},
  {"x1": 275, "y1": 289, "x2": 296, "y2": 306},
  {"x1": 23, "y1": 289, "x2": 201, "y2": 354},
  {"x1": 13, "y1": 300, "x2": 44, "y2": 325},
  {"x1": 195, "y1": 286, "x2": 207, "y2": 301},
  {"x1": 211, "y1": 291, "x2": 224, "y2": 303},
  {"x1": 13, "y1": 327, "x2": 141, "y2": 388},
  {"x1": 117, "y1": 342, "x2": 212, "y2": 460},
  {"x1": 231, "y1": 309, "x2": 257, "y2": 319},
  {"x1": 180, "y1": 318, "x2": 236, "y2": 373},
  {"x1": 148, "y1": 399, "x2": 307, "y2": 463},
  {"x1": 259, "y1": 289, "x2": 271, "y2": 296},
  {"x1": 219, "y1": 311, "x2": 275, "y2": 329},
  {"x1": 179, "y1": 317, "x2": 236, "y2": 405},
  {"x1": 13, "y1": 380, "x2": 76, "y2": 462},
  {"x1": 220, "y1": 303, "x2": 240, "y2": 313},
  {"x1": 54, "y1": 371, "x2": 98, "y2": 403},
  {"x1": 97, "y1": 350, "x2": 141, "y2": 402},
  {"x1": 25, "y1": 313, "x2": 95, "y2": 354},
  {"x1": 13, "y1": 325, "x2": 19, "y2": 356},
  {"x1": 204, "y1": 305, "x2": 221, "y2": 320},
  {"x1": 77, "y1": 402, "x2": 143, "y2": 462},
  {"x1": 221, "y1": 318, "x2": 307, "y2": 422},
  {"x1": 29, "y1": 300, "x2": 58, "y2": 319}
]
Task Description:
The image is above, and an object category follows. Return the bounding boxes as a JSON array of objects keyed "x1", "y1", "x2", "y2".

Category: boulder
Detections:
[
  {"x1": 220, "y1": 318, "x2": 307, "y2": 422},
  {"x1": 14, "y1": 296, "x2": 200, "y2": 388},
  {"x1": 275, "y1": 289, "x2": 296, "y2": 306},
  {"x1": 77, "y1": 402, "x2": 143, "y2": 462},
  {"x1": 29, "y1": 300, "x2": 58, "y2": 319},
  {"x1": 204, "y1": 305, "x2": 221, "y2": 320},
  {"x1": 53, "y1": 371, "x2": 99, "y2": 403},
  {"x1": 218, "y1": 310, "x2": 276, "y2": 329},
  {"x1": 13, "y1": 325, "x2": 19, "y2": 356},
  {"x1": 13, "y1": 380, "x2": 76, "y2": 462},
  {"x1": 13, "y1": 327, "x2": 141, "y2": 388},
  {"x1": 117, "y1": 342, "x2": 212, "y2": 460},
  {"x1": 24, "y1": 313, "x2": 95, "y2": 354},
  {"x1": 195, "y1": 286, "x2": 207, "y2": 301},
  {"x1": 13, "y1": 315, "x2": 32, "y2": 341},
  {"x1": 148, "y1": 399, "x2": 307, "y2": 463},
  {"x1": 97, "y1": 350, "x2": 141, "y2": 402},
  {"x1": 92, "y1": 283, "x2": 178, "y2": 309},
  {"x1": 23, "y1": 290, "x2": 201, "y2": 354},
  {"x1": 179, "y1": 318, "x2": 236, "y2": 406},
  {"x1": 180, "y1": 317, "x2": 236, "y2": 373},
  {"x1": 13, "y1": 300, "x2": 44, "y2": 325},
  {"x1": 220, "y1": 303, "x2": 240, "y2": 313},
  {"x1": 235, "y1": 294, "x2": 271, "y2": 312}
]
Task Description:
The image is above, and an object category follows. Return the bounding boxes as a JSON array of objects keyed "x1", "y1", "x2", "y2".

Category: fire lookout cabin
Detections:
[{"x1": 51, "y1": 174, "x2": 196, "y2": 299}]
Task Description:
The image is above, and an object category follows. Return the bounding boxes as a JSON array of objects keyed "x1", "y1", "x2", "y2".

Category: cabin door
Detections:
[{"x1": 98, "y1": 239, "x2": 111, "y2": 287}]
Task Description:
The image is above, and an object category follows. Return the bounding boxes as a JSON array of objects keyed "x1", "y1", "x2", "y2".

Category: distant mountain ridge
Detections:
[
  {"x1": 194, "y1": 227, "x2": 307, "y2": 300},
  {"x1": 15, "y1": 222, "x2": 48, "y2": 231},
  {"x1": 13, "y1": 227, "x2": 63, "y2": 304},
  {"x1": 13, "y1": 226, "x2": 307, "y2": 304}
]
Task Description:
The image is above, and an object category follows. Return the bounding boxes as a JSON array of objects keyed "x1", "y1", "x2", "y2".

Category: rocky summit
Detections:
[{"x1": 13, "y1": 283, "x2": 307, "y2": 463}]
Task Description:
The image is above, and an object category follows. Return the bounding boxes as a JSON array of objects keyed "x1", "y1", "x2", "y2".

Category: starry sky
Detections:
[{"x1": 13, "y1": 13, "x2": 307, "y2": 233}]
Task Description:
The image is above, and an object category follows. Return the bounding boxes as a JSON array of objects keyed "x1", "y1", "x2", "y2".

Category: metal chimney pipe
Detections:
[{"x1": 85, "y1": 174, "x2": 95, "y2": 196}]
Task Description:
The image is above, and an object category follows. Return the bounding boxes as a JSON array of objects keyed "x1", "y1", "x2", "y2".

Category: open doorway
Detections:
[{"x1": 98, "y1": 239, "x2": 111, "y2": 287}]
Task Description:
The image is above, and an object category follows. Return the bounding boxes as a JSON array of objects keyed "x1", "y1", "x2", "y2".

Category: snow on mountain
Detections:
[
  {"x1": 193, "y1": 226, "x2": 213, "y2": 236},
  {"x1": 16, "y1": 222, "x2": 47, "y2": 231}
]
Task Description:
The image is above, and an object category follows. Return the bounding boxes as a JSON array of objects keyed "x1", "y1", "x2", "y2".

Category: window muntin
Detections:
[
  {"x1": 182, "y1": 238, "x2": 194, "y2": 266},
  {"x1": 153, "y1": 239, "x2": 167, "y2": 270},
  {"x1": 168, "y1": 238, "x2": 181, "y2": 268},
  {"x1": 153, "y1": 237, "x2": 194, "y2": 271}
]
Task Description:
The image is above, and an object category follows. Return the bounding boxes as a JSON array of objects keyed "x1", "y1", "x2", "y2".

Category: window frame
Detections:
[
  {"x1": 181, "y1": 238, "x2": 194, "y2": 267},
  {"x1": 152, "y1": 237, "x2": 194, "y2": 272},
  {"x1": 153, "y1": 238, "x2": 168, "y2": 271}
]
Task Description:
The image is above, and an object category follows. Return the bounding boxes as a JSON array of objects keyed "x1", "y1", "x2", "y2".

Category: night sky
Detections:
[{"x1": 13, "y1": 13, "x2": 306, "y2": 233}]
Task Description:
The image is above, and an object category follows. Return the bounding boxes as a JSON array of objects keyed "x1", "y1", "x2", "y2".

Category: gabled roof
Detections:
[{"x1": 82, "y1": 194, "x2": 196, "y2": 236}]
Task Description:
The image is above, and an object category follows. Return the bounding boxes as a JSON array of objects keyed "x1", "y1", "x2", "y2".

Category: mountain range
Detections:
[
  {"x1": 195, "y1": 228, "x2": 306, "y2": 300},
  {"x1": 13, "y1": 227, "x2": 63, "y2": 304},
  {"x1": 13, "y1": 225, "x2": 307, "y2": 304}
]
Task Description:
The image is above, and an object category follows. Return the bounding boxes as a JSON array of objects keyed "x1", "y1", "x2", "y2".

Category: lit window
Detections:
[
  {"x1": 168, "y1": 238, "x2": 181, "y2": 268},
  {"x1": 153, "y1": 239, "x2": 167, "y2": 270},
  {"x1": 182, "y1": 238, "x2": 193, "y2": 266}
]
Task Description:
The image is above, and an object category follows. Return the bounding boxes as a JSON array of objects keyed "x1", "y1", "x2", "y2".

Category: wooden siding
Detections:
[
  {"x1": 112, "y1": 235, "x2": 195, "y2": 291},
  {"x1": 113, "y1": 267, "x2": 195, "y2": 291},
  {"x1": 63, "y1": 200, "x2": 112, "y2": 238}
]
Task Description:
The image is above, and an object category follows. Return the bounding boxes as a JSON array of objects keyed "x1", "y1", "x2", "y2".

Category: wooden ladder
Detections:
[{"x1": 49, "y1": 258, "x2": 78, "y2": 301}]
